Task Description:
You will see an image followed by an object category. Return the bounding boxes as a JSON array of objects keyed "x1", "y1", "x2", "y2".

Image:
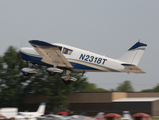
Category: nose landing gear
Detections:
[{"x1": 61, "y1": 70, "x2": 77, "y2": 84}]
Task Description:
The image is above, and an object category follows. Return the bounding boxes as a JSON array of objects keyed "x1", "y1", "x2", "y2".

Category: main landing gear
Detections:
[
  {"x1": 21, "y1": 67, "x2": 38, "y2": 76},
  {"x1": 21, "y1": 63, "x2": 38, "y2": 76},
  {"x1": 46, "y1": 67, "x2": 63, "y2": 76},
  {"x1": 61, "y1": 70, "x2": 77, "y2": 84},
  {"x1": 21, "y1": 63, "x2": 77, "y2": 84}
]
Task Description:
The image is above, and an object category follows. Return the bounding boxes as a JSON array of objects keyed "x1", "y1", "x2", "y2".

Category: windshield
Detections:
[{"x1": 62, "y1": 48, "x2": 73, "y2": 55}]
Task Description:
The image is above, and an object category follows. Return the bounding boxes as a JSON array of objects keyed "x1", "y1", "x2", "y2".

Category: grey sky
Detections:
[{"x1": 0, "y1": 0, "x2": 159, "y2": 91}]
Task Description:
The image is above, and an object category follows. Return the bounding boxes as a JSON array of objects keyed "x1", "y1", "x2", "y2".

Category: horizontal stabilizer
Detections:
[{"x1": 122, "y1": 64, "x2": 145, "y2": 73}]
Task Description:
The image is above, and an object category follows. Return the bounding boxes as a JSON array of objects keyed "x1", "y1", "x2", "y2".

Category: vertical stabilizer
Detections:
[
  {"x1": 122, "y1": 111, "x2": 133, "y2": 120},
  {"x1": 93, "y1": 112, "x2": 104, "y2": 120},
  {"x1": 37, "y1": 103, "x2": 46, "y2": 115},
  {"x1": 118, "y1": 41, "x2": 147, "y2": 65}
]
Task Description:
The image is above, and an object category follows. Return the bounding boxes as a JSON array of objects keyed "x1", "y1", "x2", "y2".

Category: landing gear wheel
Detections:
[
  {"x1": 23, "y1": 73, "x2": 29, "y2": 76},
  {"x1": 61, "y1": 76, "x2": 72, "y2": 84},
  {"x1": 49, "y1": 72, "x2": 56, "y2": 76},
  {"x1": 63, "y1": 80, "x2": 72, "y2": 84}
]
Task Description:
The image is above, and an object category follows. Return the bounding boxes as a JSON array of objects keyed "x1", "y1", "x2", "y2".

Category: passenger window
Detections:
[{"x1": 62, "y1": 48, "x2": 73, "y2": 55}]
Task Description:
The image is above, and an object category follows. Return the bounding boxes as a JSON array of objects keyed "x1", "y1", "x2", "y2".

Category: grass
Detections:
[{"x1": 152, "y1": 117, "x2": 159, "y2": 120}]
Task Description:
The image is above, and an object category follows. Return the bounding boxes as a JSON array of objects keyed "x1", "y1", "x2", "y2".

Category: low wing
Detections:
[
  {"x1": 29, "y1": 40, "x2": 73, "y2": 68},
  {"x1": 121, "y1": 64, "x2": 145, "y2": 73}
]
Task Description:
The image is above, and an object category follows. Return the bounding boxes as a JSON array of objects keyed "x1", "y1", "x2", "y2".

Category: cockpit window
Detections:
[
  {"x1": 58, "y1": 47, "x2": 62, "y2": 51},
  {"x1": 62, "y1": 48, "x2": 73, "y2": 55}
]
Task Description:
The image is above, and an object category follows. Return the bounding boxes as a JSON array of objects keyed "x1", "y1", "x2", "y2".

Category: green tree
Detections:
[
  {"x1": 116, "y1": 80, "x2": 134, "y2": 92},
  {"x1": 153, "y1": 84, "x2": 159, "y2": 92},
  {"x1": 81, "y1": 83, "x2": 108, "y2": 92},
  {"x1": 141, "y1": 89, "x2": 154, "y2": 92},
  {"x1": 0, "y1": 46, "x2": 90, "y2": 108},
  {"x1": 23, "y1": 67, "x2": 89, "y2": 108},
  {"x1": 0, "y1": 46, "x2": 29, "y2": 106},
  {"x1": 141, "y1": 84, "x2": 159, "y2": 92}
]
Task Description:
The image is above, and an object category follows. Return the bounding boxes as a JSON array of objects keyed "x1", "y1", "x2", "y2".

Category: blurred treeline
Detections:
[
  {"x1": 0, "y1": 46, "x2": 108, "y2": 109},
  {"x1": 0, "y1": 46, "x2": 159, "y2": 109}
]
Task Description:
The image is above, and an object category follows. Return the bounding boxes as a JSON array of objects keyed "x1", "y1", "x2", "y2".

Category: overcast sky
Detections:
[{"x1": 0, "y1": 0, "x2": 159, "y2": 91}]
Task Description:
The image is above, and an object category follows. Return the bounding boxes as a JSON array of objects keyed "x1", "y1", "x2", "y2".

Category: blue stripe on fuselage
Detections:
[
  {"x1": 19, "y1": 51, "x2": 117, "y2": 72},
  {"x1": 19, "y1": 51, "x2": 42, "y2": 63},
  {"x1": 69, "y1": 59, "x2": 118, "y2": 72},
  {"x1": 19, "y1": 51, "x2": 53, "y2": 67},
  {"x1": 69, "y1": 62, "x2": 99, "y2": 71},
  {"x1": 19, "y1": 51, "x2": 99, "y2": 70}
]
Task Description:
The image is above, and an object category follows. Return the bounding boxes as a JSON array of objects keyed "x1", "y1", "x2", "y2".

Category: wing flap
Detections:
[
  {"x1": 122, "y1": 64, "x2": 145, "y2": 73},
  {"x1": 29, "y1": 40, "x2": 73, "y2": 68}
]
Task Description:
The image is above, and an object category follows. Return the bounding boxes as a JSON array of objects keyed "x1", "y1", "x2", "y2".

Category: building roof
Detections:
[{"x1": 113, "y1": 97, "x2": 159, "y2": 102}]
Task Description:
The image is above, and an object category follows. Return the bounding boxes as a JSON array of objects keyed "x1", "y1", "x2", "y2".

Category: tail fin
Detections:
[
  {"x1": 93, "y1": 112, "x2": 104, "y2": 120},
  {"x1": 118, "y1": 41, "x2": 147, "y2": 65},
  {"x1": 122, "y1": 111, "x2": 133, "y2": 120},
  {"x1": 37, "y1": 103, "x2": 46, "y2": 115}
]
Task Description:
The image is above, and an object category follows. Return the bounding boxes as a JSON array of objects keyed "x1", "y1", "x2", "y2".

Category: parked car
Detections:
[{"x1": 57, "y1": 109, "x2": 69, "y2": 116}]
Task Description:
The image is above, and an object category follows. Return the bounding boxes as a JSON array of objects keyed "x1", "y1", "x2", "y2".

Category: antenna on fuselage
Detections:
[
  {"x1": 88, "y1": 44, "x2": 95, "y2": 52},
  {"x1": 88, "y1": 40, "x2": 104, "y2": 52},
  {"x1": 17, "y1": 40, "x2": 23, "y2": 53},
  {"x1": 103, "y1": 48, "x2": 112, "y2": 56},
  {"x1": 18, "y1": 39, "x2": 28, "y2": 53}
]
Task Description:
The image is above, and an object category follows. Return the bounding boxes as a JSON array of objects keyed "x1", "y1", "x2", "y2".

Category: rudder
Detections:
[
  {"x1": 94, "y1": 112, "x2": 104, "y2": 120},
  {"x1": 37, "y1": 103, "x2": 46, "y2": 115},
  {"x1": 118, "y1": 41, "x2": 147, "y2": 65}
]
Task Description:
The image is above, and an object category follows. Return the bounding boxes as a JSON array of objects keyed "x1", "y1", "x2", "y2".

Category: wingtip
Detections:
[
  {"x1": 28, "y1": 40, "x2": 55, "y2": 47},
  {"x1": 28, "y1": 40, "x2": 41, "y2": 44}
]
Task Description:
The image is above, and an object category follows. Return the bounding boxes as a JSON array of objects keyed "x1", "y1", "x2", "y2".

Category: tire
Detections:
[
  {"x1": 63, "y1": 80, "x2": 71, "y2": 84},
  {"x1": 49, "y1": 72, "x2": 56, "y2": 76},
  {"x1": 23, "y1": 73, "x2": 29, "y2": 76}
]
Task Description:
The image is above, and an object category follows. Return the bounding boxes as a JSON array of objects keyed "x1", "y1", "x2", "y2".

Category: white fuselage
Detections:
[
  {"x1": 14, "y1": 103, "x2": 46, "y2": 120},
  {"x1": 15, "y1": 112, "x2": 42, "y2": 119},
  {"x1": 19, "y1": 43, "x2": 126, "y2": 73}
]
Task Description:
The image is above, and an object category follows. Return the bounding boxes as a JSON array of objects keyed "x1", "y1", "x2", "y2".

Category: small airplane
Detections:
[
  {"x1": 15, "y1": 102, "x2": 46, "y2": 119},
  {"x1": 122, "y1": 111, "x2": 133, "y2": 120},
  {"x1": 37, "y1": 112, "x2": 104, "y2": 120},
  {"x1": 0, "y1": 108, "x2": 18, "y2": 119},
  {"x1": 19, "y1": 40, "x2": 147, "y2": 84},
  {"x1": 93, "y1": 112, "x2": 104, "y2": 120}
]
